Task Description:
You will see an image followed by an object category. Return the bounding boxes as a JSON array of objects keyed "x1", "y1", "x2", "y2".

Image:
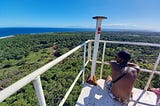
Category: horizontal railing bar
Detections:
[
  {"x1": 0, "y1": 40, "x2": 90, "y2": 103},
  {"x1": 130, "y1": 99, "x2": 155, "y2": 106},
  {"x1": 90, "y1": 60, "x2": 160, "y2": 75},
  {"x1": 89, "y1": 60, "x2": 109, "y2": 65},
  {"x1": 59, "y1": 60, "x2": 90, "y2": 106},
  {"x1": 141, "y1": 68, "x2": 160, "y2": 75},
  {"x1": 95, "y1": 60, "x2": 109, "y2": 65},
  {"x1": 88, "y1": 40, "x2": 160, "y2": 47}
]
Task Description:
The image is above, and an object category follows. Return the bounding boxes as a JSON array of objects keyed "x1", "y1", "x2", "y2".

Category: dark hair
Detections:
[{"x1": 117, "y1": 50, "x2": 131, "y2": 62}]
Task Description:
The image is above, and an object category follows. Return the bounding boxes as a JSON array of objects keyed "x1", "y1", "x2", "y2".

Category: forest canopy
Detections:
[{"x1": 0, "y1": 31, "x2": 160, "y2": 106}]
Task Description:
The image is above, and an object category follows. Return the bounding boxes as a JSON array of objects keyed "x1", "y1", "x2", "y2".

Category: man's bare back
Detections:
[
  {"x1": 110, "y1": 61, "x2": 138, "y2": 101},
  {"x1": 105, "y1": 50, "x2": 140, "y2": 103}
]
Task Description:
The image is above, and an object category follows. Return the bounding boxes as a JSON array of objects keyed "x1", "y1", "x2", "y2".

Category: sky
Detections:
[{"x1": 0, "y1": 0, "x2": 160, "y2": 31}]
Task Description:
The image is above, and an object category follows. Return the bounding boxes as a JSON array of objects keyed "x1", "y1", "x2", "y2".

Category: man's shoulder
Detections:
[
  {"x1": 110, "y1": 61, "x2": 118, "y2": 67},
  {"x1": 125, "y1": 67, "x2": 139, "y2": 77},
  {"x1": 125, "y1": 67, "x2": 135, "y2": 72},
  {"x1": 127, "y1": 63, "x2": 140, "y2": 72},
  {"x1": 110, "y1": 60, "x2": 117, "y2": 64},
  {"x1": 127, "y1": 62, "x2": 140, "y2": 68}
]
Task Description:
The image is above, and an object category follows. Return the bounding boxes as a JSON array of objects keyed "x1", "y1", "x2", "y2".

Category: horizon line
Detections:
[{"x1": 0, "y1": 26, "x2": 159, "y2": 32}]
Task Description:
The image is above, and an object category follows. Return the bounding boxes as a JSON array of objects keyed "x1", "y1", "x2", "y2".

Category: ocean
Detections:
[
  {"x1": 0, "y1": 27, "x2": 95, "y2": 38},
  {"x1": 1, "y1": 27, "x2": 157, "y2": 39}
]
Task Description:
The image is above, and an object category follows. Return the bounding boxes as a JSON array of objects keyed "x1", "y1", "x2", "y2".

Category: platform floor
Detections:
[{"x1": 76, "y1": 79, "x2": 158, "y2": 106}]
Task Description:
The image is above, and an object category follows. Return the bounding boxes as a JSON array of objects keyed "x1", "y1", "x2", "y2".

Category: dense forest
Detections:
[{"x1": 0, "y1": 31, "x2": 160, "y2": 105}]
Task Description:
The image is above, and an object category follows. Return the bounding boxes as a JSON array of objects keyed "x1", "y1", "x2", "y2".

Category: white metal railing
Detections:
[
  {"x1": 0, "y1": 40, "x2": 90, "y2": 106},
  {"x1": 0, "y1": 40, "x2": 160, "y2": 106},
  {"x1": 60, "y1": 40, "x2": 160, "y2": 106},
  {"x1": 133, "y1": 53, "x2": 160, "y2": 105}
]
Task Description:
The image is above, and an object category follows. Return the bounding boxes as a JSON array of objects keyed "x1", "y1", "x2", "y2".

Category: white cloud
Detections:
[
  {"x1": 102, "y1": 23, "x2": 160, "y2": 31},
  {"x1": 103, "y1": 23, "x2": 137, "y2": 28}
]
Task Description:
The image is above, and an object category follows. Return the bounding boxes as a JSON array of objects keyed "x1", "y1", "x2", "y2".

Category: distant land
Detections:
[{"x1": 0, "y1": 27, "x2": 159, "y2": 38}]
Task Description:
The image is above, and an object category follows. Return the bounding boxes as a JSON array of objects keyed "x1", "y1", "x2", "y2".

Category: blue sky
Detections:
[{"x1": 0, "y1": 0, "x2": 160, "y2": 31}]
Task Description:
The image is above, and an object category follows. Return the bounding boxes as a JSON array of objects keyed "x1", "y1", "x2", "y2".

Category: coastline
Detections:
[
  {"x1": 0, "y1": 35, "x2": 15, "y2": 39},
  {"x1": 0, "y1": 27, "x2": 95, "y2": 39}
]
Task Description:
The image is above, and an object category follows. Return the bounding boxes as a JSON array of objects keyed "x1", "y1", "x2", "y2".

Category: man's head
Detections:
[{"x1": 116, "y1": 50, "x2": 131, "y2": 64}]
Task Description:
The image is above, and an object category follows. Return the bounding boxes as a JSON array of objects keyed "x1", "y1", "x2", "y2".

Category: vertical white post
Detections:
[
  {"x1": 33, "y1": 76, "x2": 46, "y2": 106},
  {"x1": 90, "y1": 16, "x2": 107, "y2": 80},
  {"x1": 82, "y1": 43, "x2": 87, "y2": 84},
  {"x1": 88, "y1": 41, "x2": 92, "y2": 61},
  {"x1": 100, "y1": 42, "x2": 106, "y2": 79}
]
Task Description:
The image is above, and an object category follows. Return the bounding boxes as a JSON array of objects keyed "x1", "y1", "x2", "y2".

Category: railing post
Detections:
[
  {"x1": 33, "y1": 76, "x2": 46, "y2": 106},
  {"x1": 88, "y1": 41, "x2": 92, "y2": 61},
  {"x1": 100, "y1": 42, "x2": 106, "y2": 79},
  {"x1": 82, "y1": 43, "x2": 87, "y2": 84}
]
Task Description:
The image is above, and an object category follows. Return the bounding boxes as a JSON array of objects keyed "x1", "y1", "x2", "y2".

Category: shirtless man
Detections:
[{"x1": 106, "y1": 50, "x2": 140, "y2": 104}]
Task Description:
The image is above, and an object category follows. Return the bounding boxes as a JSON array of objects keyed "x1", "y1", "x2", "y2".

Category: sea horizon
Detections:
[
  {"x1": 0, "y1": 27, "x2": 159, "y2": 38},
  {"x1": 0, "y1": 27, "x2": 96, "y2": 38}
]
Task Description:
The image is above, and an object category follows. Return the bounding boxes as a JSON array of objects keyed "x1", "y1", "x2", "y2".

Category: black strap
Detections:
[{"x1": 111, "y1": 67, "x2": 130, "y2": 83}]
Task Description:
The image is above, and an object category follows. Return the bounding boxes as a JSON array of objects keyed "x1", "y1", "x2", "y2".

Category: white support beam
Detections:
[
  {"x1": 82, "y1": 43, "x2": 87, "y2": 84},
  {"x1": 90, "y1": 16, "x2": 107, "y2": 80},
  {"x1": 100, "y1": 42, "x2": 106, "y2": 79},
  {"x1": 33, "y1": 76, "x2": 46, "y2": 106}
]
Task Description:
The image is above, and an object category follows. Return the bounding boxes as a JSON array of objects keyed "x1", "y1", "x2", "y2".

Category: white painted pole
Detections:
[
  {"x1": 82, "y1": 43, "x2": 87, "y2": 84},
  {"x1": 33, "y1": 76, "x2": 46, "y2": 106},
  {"x1": 100, "y1": 42, "x2": 106, "y2": 79},
  {"x1": 90, "y1": 16, "x2": 107, "y2": 80},
  {"x1": 88, "y1": 41, "x2": 92, "y2": 61}
]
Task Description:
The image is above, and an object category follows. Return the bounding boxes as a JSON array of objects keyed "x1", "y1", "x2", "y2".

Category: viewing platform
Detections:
[
  {"x1": 76, "y1": 79, "x2": 157, "y2": 106},
  {"x1": 0, "y1": 39, "x2": 160, "y2": 106}
]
